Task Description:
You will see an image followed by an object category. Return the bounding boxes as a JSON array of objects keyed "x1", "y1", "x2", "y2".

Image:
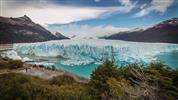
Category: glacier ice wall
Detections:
[
  {"x1": 14, "y1": 39, "x2": 178, "y2": 65},
  {"x1": 0, "y1": 50, "x2": 22, "y2": 60}
]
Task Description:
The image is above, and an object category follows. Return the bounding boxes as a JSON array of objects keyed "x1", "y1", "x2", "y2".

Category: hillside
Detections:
[
  {"x1": 0, "y1": 15, "x2": 69, "y2": 44},
  {"x1": 104, "y1": 18, "x2": 178, "y2": 43},
  {"x1": 55, "y1": 32, "x2": 70, "y2": 39}
]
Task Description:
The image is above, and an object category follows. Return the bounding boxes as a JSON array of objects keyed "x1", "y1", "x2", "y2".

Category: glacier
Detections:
[
  {"x1": 0, "y1": 50, "x2": 22, "y2": 60},
  {"x1": 14, "y1": 39, "x2": 178, "y2": 65}
]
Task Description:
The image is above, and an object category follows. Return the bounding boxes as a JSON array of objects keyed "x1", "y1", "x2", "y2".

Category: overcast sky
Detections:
[{"x1": 1, "y1": 0, "x2": 178, "y2": 38}]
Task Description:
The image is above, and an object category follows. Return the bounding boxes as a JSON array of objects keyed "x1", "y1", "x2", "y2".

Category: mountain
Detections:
[
  {"x1": 104, "y1": 18, "x2": 178, "y2": 43},
  {"x1": 0, "y1": 15, "x2": 68, "y2": 44},
  {"x1": 55, "y1": 32, "x2": 69, "y2": 39}
]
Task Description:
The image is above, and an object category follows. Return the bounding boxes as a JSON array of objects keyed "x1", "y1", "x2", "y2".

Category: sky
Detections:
[{"x1": 1, "y1": 0, "x2": 178, "y2": 38}]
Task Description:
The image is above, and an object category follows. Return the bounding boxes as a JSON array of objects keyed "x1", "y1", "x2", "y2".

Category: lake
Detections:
[{"x1": 14, "y1": 39, "x2": 178, "y2": 78}]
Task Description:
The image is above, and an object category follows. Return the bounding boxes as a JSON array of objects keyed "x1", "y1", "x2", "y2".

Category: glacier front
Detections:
[{"x1": 14, "y1": 39, "x2": 178, "y2": 65}]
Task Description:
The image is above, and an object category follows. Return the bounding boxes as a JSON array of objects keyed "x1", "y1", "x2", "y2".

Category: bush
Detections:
[
  {"x1": 8, "y1": 60, "x2": 23, "y2": 69},
  {"x1": 0, "y1": 61, "x2": 9, "y2": 69},
  {"x1": 0, "y1": 73, "x2": 91, "y2": 100},
  {"x1": 0, "y1": 59, "x2": 23, "y2": 69},
  {"x1": 0, "y1": 73, "x2": 31, "y2": 100},
  {"x1": 0, "y1": 61, "x2": 178, "y2": 100},
  {"x1": 57, "y1": 84, "x2": 91, "y2": 100},
  {"x1": 89, "y1": 61, "x2": 178, "y2": 100},
  {"x1": 49, "y1": 75, "x2": 77, "y2": 86},
  {"x1": 88, "y1": 60, "x2": 119, "y2": 99}
]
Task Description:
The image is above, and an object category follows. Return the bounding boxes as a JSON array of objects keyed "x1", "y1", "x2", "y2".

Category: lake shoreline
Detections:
[{"x1": 0, "y1": 57, "x2": 89, "y2": 83}]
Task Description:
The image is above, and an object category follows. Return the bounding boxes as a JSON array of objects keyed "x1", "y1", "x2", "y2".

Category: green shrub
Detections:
[
  {"x1": 0, "y1": 61, "x2": 178, "y2": 100},
  {"x1": 0, "y1": 73, "x2": 91, "y2": 100},
  {"x1": 89, "y1": 61, "x2": 178, "y2": 100},
  {"x1": 88, "y1": 60, "x2": 119, "y2": 99},
  {"x1": 0, "y1": 61, "x2": 9, "y2": 69},
  {"x1": 49, "y1": 75, "x2": 76, "y2": 86},
  {"x1": 57, "y1": 84, "x2": 91, "y2": 100},
  {"x1": 0, "y1": 59, "x2": 23, "y2": 69},
  {"x1": 8, "y1": 60, "x2": 23, "y2": 69}
]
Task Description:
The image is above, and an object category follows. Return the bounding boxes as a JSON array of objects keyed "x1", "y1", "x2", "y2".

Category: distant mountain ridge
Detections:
[
  {"x1": 55, "y1": 32, "x2": 70, "y2": 39},
  {"x1": 0, "y1": 15, "x2": 69, "y2": 44},
  {"x1": 104, "y1": 18, "x2": 178, "y2": 43}
]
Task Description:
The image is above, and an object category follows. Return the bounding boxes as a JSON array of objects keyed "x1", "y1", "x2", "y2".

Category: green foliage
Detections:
[
  {"x1": 0, "y1": 59, "x2": 23, "y2": 69},
  {"x1": 145, "y1": 63, "x2": 178, "y2": 100},
  {"x1": 88, "y1": 60, "x2": 119, "y2": 99},
  {"x1": 0, "y1": 60, "x2": 9, "y2": 69},
  {"x1": 0, "y1": 73, "x2": 91, "y2": 100},
  {"x1": 89, "y1": 61, "x2": 178, "y2": 100},
  {"x1": 49, "y1": 75, "x2": 76, "y2": 86},
  {"x1": 57, "y1": 84, "x2": 91, "y2": 100},
  {"x1": 172, "y1": 69, "x2": 178, "y2": 88},
  {"x1": 107, "y1": 78, "x2": 127, "y2": 96},
  {"x1": 0, "y1": 73, "x2": 32, "y2": 100},
  {"x1": 8, "y1": 59, "x2": 23, "y2": 69},
  {"x1": 0, "y1": 60, "x2": 178, "y2": 100}
]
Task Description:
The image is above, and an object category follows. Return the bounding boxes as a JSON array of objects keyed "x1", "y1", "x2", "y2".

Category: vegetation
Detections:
[
  {"x1": 0, "y1": 60, "x2": 178, "y2": 100},
  {"x1": 0, "y1": 59, "x2": 23, "y2": 69},
  {"x1": 49, "y1": 75, "x2": 77, "y2": 86},
  {"x1": 88, "y1": 61, "x2": 178, "y2": 100},
  {"x1": 0, "y1": 73, "x2": 91, "y2": 100},
  {"x1": 88, "y1": 60, "x2": 120, "y2": 99}
]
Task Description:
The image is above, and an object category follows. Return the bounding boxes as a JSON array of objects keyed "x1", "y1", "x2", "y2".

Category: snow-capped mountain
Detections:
[
  {"x1": 104, "y1": 18, "x2": 178, "y2": 43},
  {"x1": 0, "y1": 15, "x2": 69, "y2": 44}
]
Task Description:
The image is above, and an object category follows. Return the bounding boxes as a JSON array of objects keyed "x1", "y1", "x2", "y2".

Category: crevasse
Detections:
[{"x1": 14, "y1": 39, "x2": 178, "y2": 65}]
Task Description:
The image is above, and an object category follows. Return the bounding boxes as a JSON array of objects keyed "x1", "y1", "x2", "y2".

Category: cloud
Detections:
[
  {"x1": 2, "y1": 0, "x2": 136, "y2": 26},
  {"x1": 118, "y1": 0, "x2": 132, "y2": 6},
  {"x1": 4, "y1": 5, "x2": 107, "y2": 26},
  {"x1": 134, "y1": 0, "x2": 174, "y2": 17},
  {"x1": 50, "y1": 24, "x2": 130, "y2": 38},
  {"x1": 94, "y1": 0, "x2": 101, "y2": 2}
]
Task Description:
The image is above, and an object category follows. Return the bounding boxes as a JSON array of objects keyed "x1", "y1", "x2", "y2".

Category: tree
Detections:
[
  {"x1": 88, "y1": 60, "x2": 119, "y2": 99},
  {"x1": 107, "y1": 78, "x2": 131, "y2": 100}
]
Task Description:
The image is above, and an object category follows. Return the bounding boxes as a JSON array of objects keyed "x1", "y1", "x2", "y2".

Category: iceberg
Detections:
[
  {"x1": 14, "y1": 39, "x2": 178, "y2": 65},
  {"x1": 22, "y1": 57, "x2": 33, "y2": 62},
  {"x1": 0, "y1": 50, "x2": 22, "y2": 60},
  {"x1": 0, "y1": 50, "x2": 32, "y2": 62}
]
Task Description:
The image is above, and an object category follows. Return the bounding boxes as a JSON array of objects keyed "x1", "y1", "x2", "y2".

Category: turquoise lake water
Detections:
[
  {"x1": 15, "y1": 39, "x2": 178, "y2": 78},
  {"x1": 25, "y1": 51, "x2": 178, "y2": 79},
  {"x1": 156, "y1": 51, "x2": 178, "y2": 68},
  {"x1": 53, "y1": 51, "x2": 178, "y2": 79},
  {"x1": 53, "y1": 52, "x2": 178, "y2": 78},
  {"x1": 54, "y1": 63, "x2": 98, "y2": 78}
]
